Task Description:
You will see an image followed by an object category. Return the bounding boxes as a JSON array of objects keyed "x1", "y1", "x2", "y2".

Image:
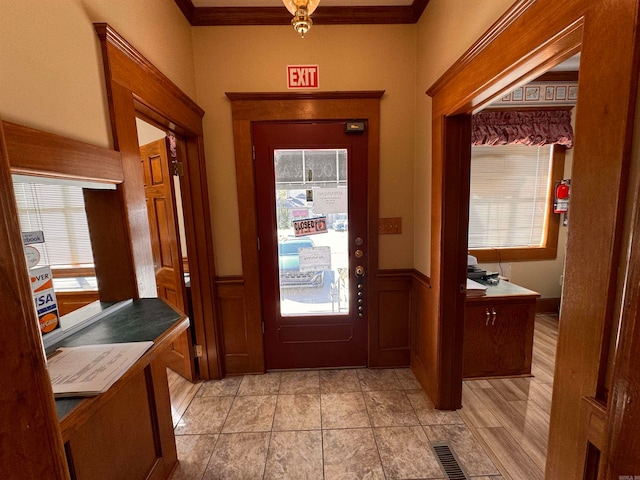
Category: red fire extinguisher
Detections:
[{"x1": 554, "y1": 179, "x2": 570, "y2": 213}]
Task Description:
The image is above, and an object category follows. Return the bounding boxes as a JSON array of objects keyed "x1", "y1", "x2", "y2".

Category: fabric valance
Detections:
[{"x1": 472, "y1": 109, "x2": 574, "y2": 148}]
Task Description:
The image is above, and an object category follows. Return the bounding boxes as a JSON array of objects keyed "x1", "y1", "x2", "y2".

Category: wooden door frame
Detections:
[
  {"x1": 94, "y1": 24, "x2": 223, "y2": 380},
  {"x1": 226, "y1": 91, "x2": 383, "y2": 373},
  {"x1": 421, "y1": 0, "x2": 640, "y2": 477},
  {"x1": 140, "y1": 137, "x2": 195, "y2": 380}
]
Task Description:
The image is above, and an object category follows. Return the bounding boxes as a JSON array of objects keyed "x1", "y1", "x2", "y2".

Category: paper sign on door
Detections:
[
  {"x1": 299, "y1": 246, "x2": 332, "y2": 272},
  {"x1": 313, "y1": 187, "x2": 347, "y2": 214}
]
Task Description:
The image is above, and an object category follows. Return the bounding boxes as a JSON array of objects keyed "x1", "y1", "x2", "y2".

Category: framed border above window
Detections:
[{"x1": 469, "y1": 145, "x2": 566, "y2": 262}]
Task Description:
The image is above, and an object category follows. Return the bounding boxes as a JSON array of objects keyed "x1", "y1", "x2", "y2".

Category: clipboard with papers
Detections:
[{"x1": 47, "y1": 341, "x2": 154, "y2": 397}]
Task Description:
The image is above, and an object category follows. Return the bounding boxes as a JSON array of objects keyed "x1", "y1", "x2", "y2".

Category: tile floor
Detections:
[{"x1": 170, "y1": 368, "x2": 505, "y2": 479}]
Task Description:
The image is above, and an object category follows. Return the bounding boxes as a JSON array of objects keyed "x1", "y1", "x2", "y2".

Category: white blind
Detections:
[
  {"x1": 468, "y1": 144, "x2": 553, "y2": 248},
  {"x1": 13, "y1": 181, "x2": 95, "y2": 267}
]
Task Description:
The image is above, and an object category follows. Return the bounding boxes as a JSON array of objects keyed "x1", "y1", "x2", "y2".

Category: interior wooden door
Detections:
[
  {"x1": 140, "y1": 138, "x2": 194, "y2": 380},
  {"x1": 254, "y1": 121, "x2": 369, "y2": 369}
]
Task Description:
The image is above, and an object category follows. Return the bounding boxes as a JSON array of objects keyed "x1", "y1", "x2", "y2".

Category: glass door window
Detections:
[{"x1": 274, "y1": 149, "x2": 349, "y2": 316}]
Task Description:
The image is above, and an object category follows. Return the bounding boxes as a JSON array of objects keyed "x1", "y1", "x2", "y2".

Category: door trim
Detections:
[
  {"x1": 227, "y1": 91, "x2": 383, "y2": 373},
  {"x1": 422, "y1": 0, "x2": 640, "y2": 477},
  {"x1": 421, "y1": 7, "x2": 583, "y2": 410},
  {"x1": 95, "y1": 23, "x2": 223, "y2": 380}
]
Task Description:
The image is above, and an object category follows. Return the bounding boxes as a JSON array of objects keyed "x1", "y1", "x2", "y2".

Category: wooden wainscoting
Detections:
[
  {"x1": 410, "y1": 270, "x2": 439, "y2": 402},
  {"x1": 216, "y1": 276, "x2": 263, "y2": 375},
  {"x1": 536, "y1": 297, "x2": 561, "y2": 314},
  {"x1": 370, "y1": 269, "x2": 413, "y2": 367},
  {"x1": 217, "y1": 270, "x2": 419, "y2": 373}
]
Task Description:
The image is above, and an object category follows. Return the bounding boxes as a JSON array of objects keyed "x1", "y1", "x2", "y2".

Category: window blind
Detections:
[
  {"x1": 13, "y1": 181, "x2": 95, "y2": 267},
  {"x1": 468, "y1": 144, "x2": 553, "y2": 249}
]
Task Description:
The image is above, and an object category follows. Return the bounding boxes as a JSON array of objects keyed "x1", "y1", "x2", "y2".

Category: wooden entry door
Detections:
[
  {"x1": 140, "y1": 138, "x2": 194, "y2": 380},
  {"x1": 254, "y1": 121, "x2": 369, "y2": 369}
]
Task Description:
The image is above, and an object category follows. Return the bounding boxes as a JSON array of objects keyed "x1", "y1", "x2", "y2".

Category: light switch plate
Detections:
[{"x1": 378, "y1": 217, "x2": 402, "y2": 234}]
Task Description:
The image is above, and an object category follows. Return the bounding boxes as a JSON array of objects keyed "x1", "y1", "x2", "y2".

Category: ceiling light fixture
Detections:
[{"x1": 282, "y1": 0, "x2": 320, "y2": 38}]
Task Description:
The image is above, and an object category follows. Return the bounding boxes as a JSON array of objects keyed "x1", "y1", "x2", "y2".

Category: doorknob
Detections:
[{"x1": 355, "y1": 265, "x2": 365, "y2": 277}]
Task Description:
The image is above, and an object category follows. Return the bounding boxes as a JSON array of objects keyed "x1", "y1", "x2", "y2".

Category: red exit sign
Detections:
[{"x1": 287, "y1": 65, "x2": 319, "y2": 89}]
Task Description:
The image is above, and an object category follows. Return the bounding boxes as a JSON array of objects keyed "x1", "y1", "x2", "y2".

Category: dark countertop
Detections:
[{"x1": 51, "y1": 298, "x2": 184, "y2": 421}]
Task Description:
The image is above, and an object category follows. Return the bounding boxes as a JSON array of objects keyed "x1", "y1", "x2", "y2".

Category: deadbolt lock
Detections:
[{"x1": 355, "y1": 265, "x2": 365, "y2": 318}]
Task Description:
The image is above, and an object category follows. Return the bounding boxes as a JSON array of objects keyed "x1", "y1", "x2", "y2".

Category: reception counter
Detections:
[{"x1": 47, "y1": 298, "x2": 188, "y2": 480}]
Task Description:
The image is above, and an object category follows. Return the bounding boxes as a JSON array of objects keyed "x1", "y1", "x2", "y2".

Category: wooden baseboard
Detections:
[{"x1": 536, "y1": 297, "x2": 561, "y2": 313}]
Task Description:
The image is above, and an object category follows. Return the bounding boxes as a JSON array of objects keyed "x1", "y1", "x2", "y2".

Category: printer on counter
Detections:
[
  {"x1": 467, "y1": 254, "x2": 486, "y2": 279},
  {"x1": 467, "y1": 254, "x2": 500, "y2": 283}
]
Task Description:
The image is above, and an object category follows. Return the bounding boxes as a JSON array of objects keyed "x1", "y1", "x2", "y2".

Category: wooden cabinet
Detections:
[
  {"x1": 54, "y1": 299, "x2": 188, "y2": 480},
  {"x1": 463, "y1": 281, "x2": 539, "y2": 378},
  {"x1": 0, "y1": 118, "x2": 193, "y2": 479}
]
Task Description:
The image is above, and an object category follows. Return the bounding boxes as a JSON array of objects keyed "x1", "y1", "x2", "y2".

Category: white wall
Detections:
[
  {"x1": 0, "y1": 0, "x2": 196, "y2": 149},
  {"x1": 2, "y1": 0, "x2": 567, "y2": 295},
  {"x1": 413, "y1": 0, "x2": 571, "y2": 298},
  {"x1": 192, "y1": 24, "x2": 417, "y2": 275},
  {"x1": 414, "y1": 0, "x2": 515, "y2": 274}
]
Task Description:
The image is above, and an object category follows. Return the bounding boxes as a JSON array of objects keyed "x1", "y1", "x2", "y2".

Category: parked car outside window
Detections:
[
  {"x1": 334, "y1": 219, "x2": 348, "y2": 231},
  {"x1": 278, "y1": 237, "x2": 324, "y2": 288}
]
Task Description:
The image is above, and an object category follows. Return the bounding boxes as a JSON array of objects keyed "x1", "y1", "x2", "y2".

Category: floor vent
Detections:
[{"x1": 431, "y1": 442, "x2": 470, "y2": 480}]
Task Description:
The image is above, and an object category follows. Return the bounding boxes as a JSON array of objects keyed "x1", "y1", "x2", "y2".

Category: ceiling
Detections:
[
  {"x1": 173, "y1": 0, "x2": 580, "y2": 77},
  {"x1": 174, "y1": 0, "x2": 430, "y2": 26},
  {"x1": 193, "y1": 1, "x2": 413, "y2": 5}
]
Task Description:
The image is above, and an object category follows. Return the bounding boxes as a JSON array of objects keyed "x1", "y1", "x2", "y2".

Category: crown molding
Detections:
[
  {"x1": 175, "y1": 0, "x2": 429, "y2": 26},
  {"x1": 225, "y1": 90, "x2": 385, "y2": 101},
  {"x1": 427, "y1": 0, "x2": 536, "y2": 97},
  {"x1": 94, "y1": 23, "x2": 204, "y2": 118}
]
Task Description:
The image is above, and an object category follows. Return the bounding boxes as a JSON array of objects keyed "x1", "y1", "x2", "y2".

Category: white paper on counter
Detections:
[
  {"x1": 47, "y1": 341, "x2": 153, "y2": 397},
  {"x1": 466, "y1": 278, "x2": 488, "y2": 297}
]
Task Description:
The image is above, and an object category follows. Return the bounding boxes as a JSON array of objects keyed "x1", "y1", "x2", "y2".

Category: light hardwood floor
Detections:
[
  {"x1": 459, "y1": 314, "x2": 558, "y2": 480},
  {"x1": 168, "y1": 367, "x2": 202, "y2": 428}
]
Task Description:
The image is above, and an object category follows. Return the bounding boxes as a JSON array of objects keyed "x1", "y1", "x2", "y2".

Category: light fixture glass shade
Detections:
[
  {"x1": 283, "y1": 0, "x2": 319, "y2": 36},
  {"x1": 282, "y1": 0, "x2": 320, "y2": 16}
]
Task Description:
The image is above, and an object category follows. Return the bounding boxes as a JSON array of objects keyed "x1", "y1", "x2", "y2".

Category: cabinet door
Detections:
[
  {"x1": 464, "y1": 304, "x2": 500, "y2": 377},
  {"x1": 491, "y1": 302, "x2": 531, "y2": 375},
  {"x1": 464, "y1": 301, "x2": 533, "y2": 377}
]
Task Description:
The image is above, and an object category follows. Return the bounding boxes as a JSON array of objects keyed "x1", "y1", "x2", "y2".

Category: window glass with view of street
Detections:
[{"x1": 274, "y1": 149, "x2": 349, "y2": 316}]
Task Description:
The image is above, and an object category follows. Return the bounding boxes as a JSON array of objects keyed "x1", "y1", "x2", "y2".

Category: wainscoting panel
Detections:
[
  {"x1": 369, "y1": 270, "x2": 413, "y2": 367},
  {"x1": 536, "y1": 297, "x2": 560, "y2": 314},
  {"x1": 410, "y1": 271, "x2": 439, "y2": 400},
  {"x1": 217, "y1": 271, "x2": 422, "y2": 372},
  {"x1": 216, "y1": 276, "x2": 263, "y2": 375}
]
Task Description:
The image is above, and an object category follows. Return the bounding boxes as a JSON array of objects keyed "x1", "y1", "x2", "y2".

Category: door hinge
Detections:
[
  {"x1": 194, "y1": 345, "x2": 203, "y2": 358},
  {"x1": 261, "y1": 322, "x2": 265, "y2": 334},
  {"x1": 252, "y1": 145, "x2": 256, "y2": 161},
  {"x1": 257, "y1": 237, "x2": 261, "y2": 251},
  {"x1": 172, "y1": 161, "x2": 184, "y2": 177}
]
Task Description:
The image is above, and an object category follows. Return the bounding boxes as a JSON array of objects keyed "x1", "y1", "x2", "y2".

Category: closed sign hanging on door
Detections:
[
  {"x1": 293, "y1": 216, "x2": 328, "y2": 236},
  {"x1": 287, "y1": 65, "x2": 319, "y2": 89}
]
